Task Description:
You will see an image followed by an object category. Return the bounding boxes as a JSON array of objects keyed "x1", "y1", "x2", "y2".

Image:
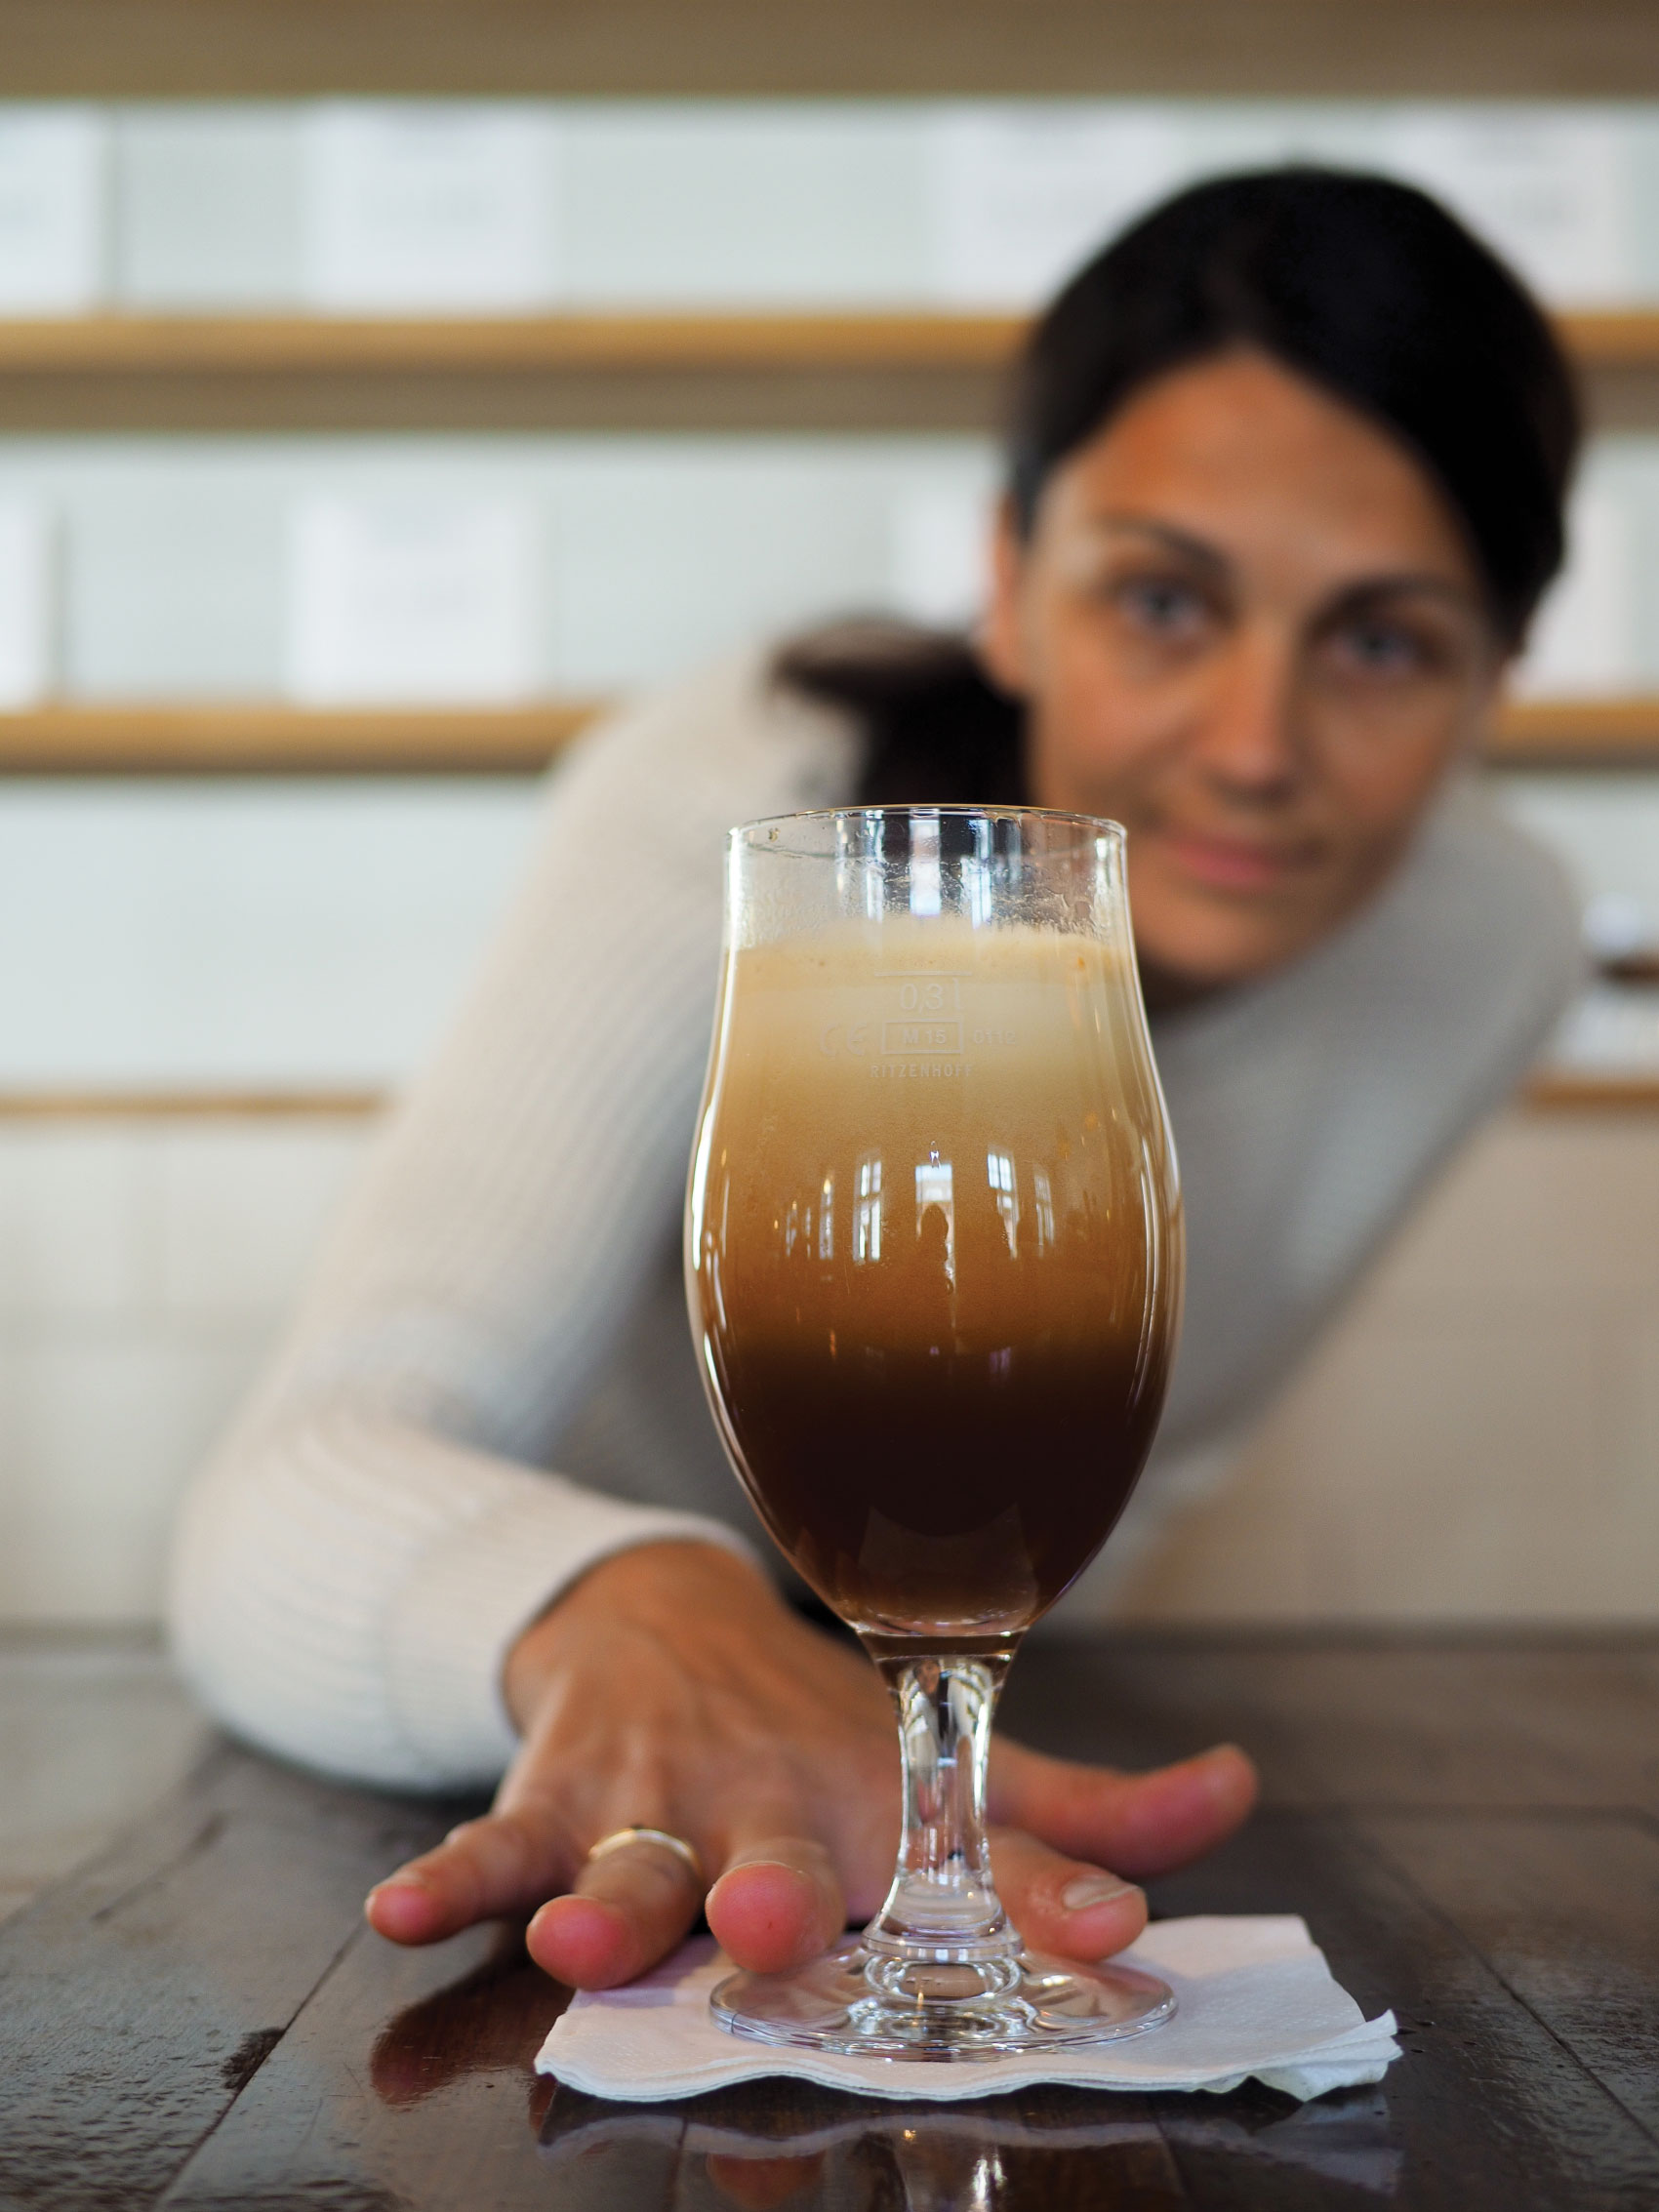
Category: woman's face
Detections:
[{"x1": 982, "y1": 349, "x2": 1505, "y2": 998}]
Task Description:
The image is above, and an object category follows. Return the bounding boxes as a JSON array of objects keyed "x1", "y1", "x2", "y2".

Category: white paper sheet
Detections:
[
  {"x1": 539, "y1": 1917, "x2": 1401, "y2": 2105},
  {"x1": 924, "y1": 106, "x2": 1187, "y2": 307},
  {"x1": 1383, "y1": 108, "x2": 1631, "y2": 305},
  {"x1": 300, "y1": 101, "x2": 561, "y2": 312},
  {"x1": 0, "y1": 106, "x2": 107, "y2": 313},
  {"x1": 0, "y1": 507, "x2": 55, "y2": 706},
  {"x1": 284, "y1": 496, "x2": 541, "y2": 704}
]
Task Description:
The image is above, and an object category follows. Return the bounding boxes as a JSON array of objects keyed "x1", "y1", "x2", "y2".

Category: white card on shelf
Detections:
[
  {"x1": 0, "y1": 106, "x2": 107, "y2": 313},
  {"x1": 889, "y1": 484, "x2": 994, "y2": 628},
  {"x1": 1382, "y1": 109, "x2": 1630, "y2": 306},
  {"x1": 1513, "y1": 486, "x2": 1633, "y2": 699},
  {"x1": 300, "y1": 102, "x2": 561, "y2": 312},
  {"x1": 0, "y1": 507, "x2": 55, "y2": 706},
  {"x1": 924, "y1": 106, "x2": 1187, "y2": 307},
  {"x1": 285, "y1": 497, "x2": 541, "y2": 705}
]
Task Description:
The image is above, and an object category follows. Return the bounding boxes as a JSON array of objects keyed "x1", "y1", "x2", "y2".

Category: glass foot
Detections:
[{"x1": 710, "y1": 1937, "x2": 1176, "y2": 2059}]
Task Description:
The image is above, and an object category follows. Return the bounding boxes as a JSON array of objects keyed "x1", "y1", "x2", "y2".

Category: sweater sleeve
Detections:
[{"x1": 167, "y1": 654, "x2": 860, "y2": 1790}]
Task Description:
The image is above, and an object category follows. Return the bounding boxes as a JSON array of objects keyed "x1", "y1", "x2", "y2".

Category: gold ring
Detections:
[{"x1": 586, "y1": 1826, "x2": 706, "y2": 1887}]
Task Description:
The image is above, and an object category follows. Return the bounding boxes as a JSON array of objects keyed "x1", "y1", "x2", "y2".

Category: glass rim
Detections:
[{"x1": 732, "y1": 804, "x2": 1127, "y2": 855}]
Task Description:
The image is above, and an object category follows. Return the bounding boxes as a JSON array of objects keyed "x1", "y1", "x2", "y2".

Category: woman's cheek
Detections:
[{"x1": 1125, "y1": 837, "x2": 1356, "y2": 986}]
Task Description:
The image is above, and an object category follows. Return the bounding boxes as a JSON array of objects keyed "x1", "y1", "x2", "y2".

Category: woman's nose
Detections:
[{"x1": 1190, "y1": 636, "x2": 1305, "y2": 800}]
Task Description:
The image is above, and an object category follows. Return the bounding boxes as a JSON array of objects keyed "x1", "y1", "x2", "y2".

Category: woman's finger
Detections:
[
  {"x1": 988, "y1": 1825, "x2": 1149, "y2": 1961},
  {"x1": 527, "y1": 1831, "x2": 706, "y2": 1991},
  {"x1": 989, "y1": 1739, "x2": 1257, "y2": 1878},
  {"x1": 706, "y1": 1832, "x2": 847, "y2": 1976},
  {"x1": 365, "y1": 1797, "x2": 578, "y2": 1946}
]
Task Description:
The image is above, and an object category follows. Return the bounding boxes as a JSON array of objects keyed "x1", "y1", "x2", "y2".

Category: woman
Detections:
[{"x1": 171, "y1": 169, "x2": 1583, "y2": 1995}]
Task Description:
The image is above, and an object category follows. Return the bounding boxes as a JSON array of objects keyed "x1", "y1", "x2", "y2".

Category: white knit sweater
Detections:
[{"x1": 168, "y1": 651, "x2": 1583, "y2": 1790}]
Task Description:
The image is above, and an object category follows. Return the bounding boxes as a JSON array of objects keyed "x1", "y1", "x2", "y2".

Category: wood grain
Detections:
[
  {"x1": 0, "y1": 1740, "x2": 456, "y2": 2212},
  {"x1": 158, "y1": 1920, "x2": 568, "y2": 2210},
  {"x1": 4, "y1": 1636, "x2": 1658, "y2": 2207},
  {"x1": 998, "y1": 1632, "x2": 1659, "y2": 1815},
  {"x1": 1148, "y1": 1811, "x2": 1659, "y2": 2210},
  {"x1": 1358, "y1": 1812, "x2": 1659, "y2": 2142}
]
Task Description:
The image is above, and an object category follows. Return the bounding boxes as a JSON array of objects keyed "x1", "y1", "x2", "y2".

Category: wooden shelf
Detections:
[
  {"x1": 1488, "y1": 697, "x2": 1659, "y2": 767},
  {"x1": 0, "y1": 702, "x2": 599, "y2": 774},
  {"x1": 2, "y1": 694, "x2": 1658, "y2": 776},
  {"x1": 0, "y1": 307, "x2": 1655, "y2": 377},
  {"x1": 10, "y1": 0, "x2": 1659, "y2": 103},
  {"x1": 1523, "y1": 1072, "x2": 1659, "y2": 1112},
  {"x1": 0, "y1": 1088, "x2": 386, "y2": 1120},
  {"x1": 1, "y1": 1070, "x2": 1653, "y2": 1121},
  {"x1": 0, "y1": 312, "x2": 1029, "y2": 375},
  {"x1": 1558, "y1": 311, "x2": 1659, "y2": 369},
  {"x1": 0, "y1": 306, "x2": 1651, "y2": 433},
  {"x1": 11, "y1": 0, "x2": 1659, "y2": 103}
]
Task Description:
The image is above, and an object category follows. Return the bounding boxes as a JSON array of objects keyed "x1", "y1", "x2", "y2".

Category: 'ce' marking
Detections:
[{"x1": 820, "y1": 1023, "x2": 871, "y2": 1057}]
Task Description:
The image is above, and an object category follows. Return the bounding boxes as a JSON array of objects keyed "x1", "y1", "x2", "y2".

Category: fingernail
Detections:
[
  {"x1": 370, "y1": 1871, "x2": 430, "y2": 1897},
  {"x1": 1061, "y1": 1872, "x2": 1138, "y2": 1913}
]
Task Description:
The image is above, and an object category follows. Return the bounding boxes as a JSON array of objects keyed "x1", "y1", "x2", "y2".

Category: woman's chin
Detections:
[{"x1": 1133, "y1": 901, "x2": 1333, "y2": 1003}]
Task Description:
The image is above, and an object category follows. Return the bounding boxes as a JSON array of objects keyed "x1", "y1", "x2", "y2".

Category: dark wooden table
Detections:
[{"x1": 3, "y1": 1630, "x2": 1657, "y2": 2210}]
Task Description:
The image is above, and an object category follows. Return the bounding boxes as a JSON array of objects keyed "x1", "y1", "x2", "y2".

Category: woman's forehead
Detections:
[{"x1": 1038, "y1": 355, "x2": 1482, "y2": 592}]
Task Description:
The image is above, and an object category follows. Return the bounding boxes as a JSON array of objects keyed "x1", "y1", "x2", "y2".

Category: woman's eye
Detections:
[
  {"x1": 1331, "y1": 622, "x2": 1431, "y2": 675},
  {"x1": 1113, "y1": 577, "x2": 1211, "y2": 637}
]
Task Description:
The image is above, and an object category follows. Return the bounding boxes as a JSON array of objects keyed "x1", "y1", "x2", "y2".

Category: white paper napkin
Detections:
[{"x1": 536, "y1": 1916, "x2": 1400, "y2": 2104}]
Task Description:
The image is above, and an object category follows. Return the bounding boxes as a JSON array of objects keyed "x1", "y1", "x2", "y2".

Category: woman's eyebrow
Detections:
[
  {"x1": 1078, "y1": 518, "x2": 1484, "y2": 619},
  {"x1": 1319, "y1": 573, "x2": 1485, "y2": 620},
  {"x1": 1081, "y1": 514, "x2": 1234, "y2": 579}
]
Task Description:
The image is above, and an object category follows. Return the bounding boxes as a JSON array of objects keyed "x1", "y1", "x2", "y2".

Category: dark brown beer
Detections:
[{"x1": 687, "y1": 919, "x2": 1182, "y2": 1645}]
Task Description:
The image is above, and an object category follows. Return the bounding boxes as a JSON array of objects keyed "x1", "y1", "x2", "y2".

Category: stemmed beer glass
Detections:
[{"x1": 685, "y1": 806, "x2": 1183, "y2": 2057}]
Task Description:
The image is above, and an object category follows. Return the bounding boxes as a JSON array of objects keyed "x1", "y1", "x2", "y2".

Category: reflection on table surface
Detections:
[
  {"x1": 362, "y1": 1916, "x2": 1402, "y2": 2208},
  {"x1": 537, "y1": 2073, "x2": 1402, "y2": 2207}
]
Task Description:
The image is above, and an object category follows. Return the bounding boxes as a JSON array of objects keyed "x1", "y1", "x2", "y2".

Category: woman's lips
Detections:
[{"x1": 1159, "y1": 829, "x2": 1317, "y2": 893}]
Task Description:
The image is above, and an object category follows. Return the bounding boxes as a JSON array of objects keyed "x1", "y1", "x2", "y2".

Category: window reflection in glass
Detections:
[
  {"x1": 854, "y1": 1152, "x2": 883, "y2": 1263},
  {"x1": 914, "y1": 1151, "x2": 955, "y2": 1284},
  {"x1": 986, "y1": 1147, "x2": 1019, "y2": 1258},
  {"x1": 1032, "y1": 1164, "x2": 1055, "y2": 1253}
]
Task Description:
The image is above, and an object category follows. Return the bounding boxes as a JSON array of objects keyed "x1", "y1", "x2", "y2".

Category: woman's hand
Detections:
[{"x1": 365, "y1": 1541, "x2": 1256, "y2": 1989}]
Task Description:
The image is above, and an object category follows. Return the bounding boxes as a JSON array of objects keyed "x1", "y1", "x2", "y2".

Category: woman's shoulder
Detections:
[
  {"x1": 546, "y1": 646, "x2": 865, "y2": 837},
  {"x1": 1150, "y1": 782, "x2": 1585, "y2": 1443},
  {"x1": 1360, "y1": 777, "x2": 1585, "y2": 1043},
  {"x1": 1159, "y1": 780, "x2": 1584, "y2": 1122}
]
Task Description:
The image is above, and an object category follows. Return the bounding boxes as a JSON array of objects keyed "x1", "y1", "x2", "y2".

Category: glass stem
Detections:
[{"x1": 865, "y1": 1652, "x2": 1019, "y2": 1964}]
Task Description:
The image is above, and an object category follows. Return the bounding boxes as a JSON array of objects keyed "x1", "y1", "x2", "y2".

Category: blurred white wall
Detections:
[
  {"x1": 1118, "y1": 1110, "x2": 1659, "y2": 1622},
  {"x1": 1, "y1": 95, "x2": 1656, "y2": 1626},
  {"x1": 0, "y1": 1118, "x2": 368, "y2": 1621}
]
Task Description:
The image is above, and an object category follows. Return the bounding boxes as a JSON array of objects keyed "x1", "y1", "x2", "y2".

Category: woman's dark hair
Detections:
[{"x1": 778, "y1": 164, "x2": 1580, "y2": 805}]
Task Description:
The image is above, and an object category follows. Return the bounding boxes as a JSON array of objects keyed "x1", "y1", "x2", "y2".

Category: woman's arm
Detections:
[{"x1": 168, "y1": 653, "x2": 861, "y2": 1789}]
